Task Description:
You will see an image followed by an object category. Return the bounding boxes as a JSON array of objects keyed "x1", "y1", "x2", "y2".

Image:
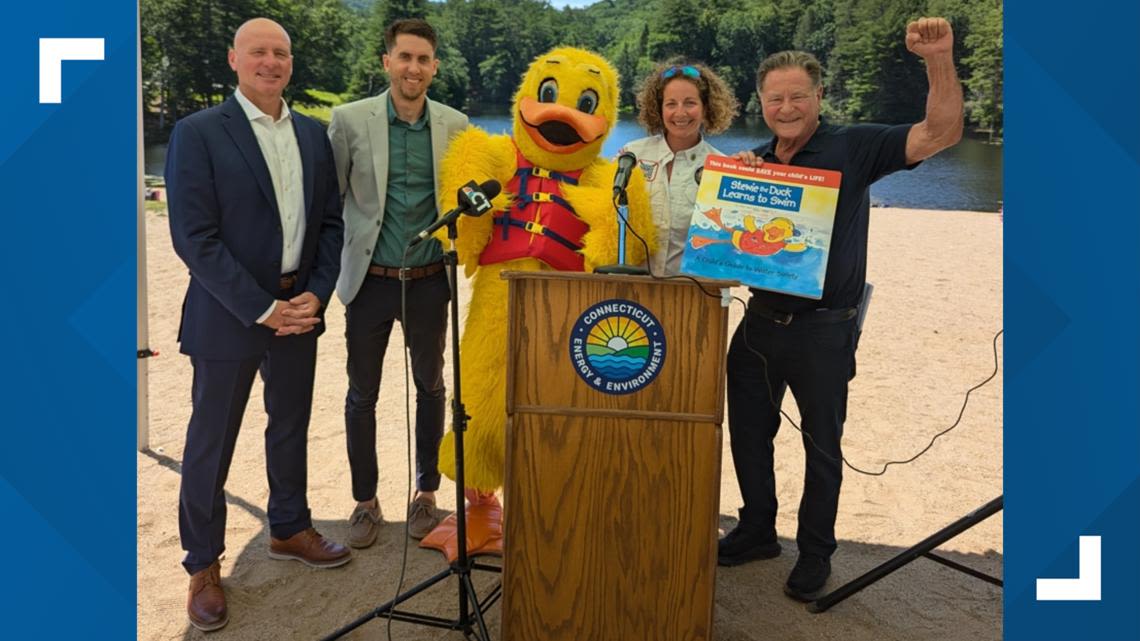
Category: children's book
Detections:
[{"x1": 679, "y1": 155, "x2": 841, "y2": 299}]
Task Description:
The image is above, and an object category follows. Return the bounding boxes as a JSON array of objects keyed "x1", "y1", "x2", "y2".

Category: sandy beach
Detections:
[{"x1": 138, "y1": 206, "x2": 1003, "y2": 641}]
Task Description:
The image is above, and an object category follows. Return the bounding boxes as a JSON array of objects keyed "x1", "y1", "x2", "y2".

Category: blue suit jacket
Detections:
[{"x1": 166, "y1": 95, "x2": 344, "y2": 360}]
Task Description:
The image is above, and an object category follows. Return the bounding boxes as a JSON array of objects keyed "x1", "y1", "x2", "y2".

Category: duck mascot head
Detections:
[
  {"x1": 514, "y1": 48, "x2": 617, "y2": 173},
  {"x1": 420, "y1": 47, "x2": 654, "y2": 560}
]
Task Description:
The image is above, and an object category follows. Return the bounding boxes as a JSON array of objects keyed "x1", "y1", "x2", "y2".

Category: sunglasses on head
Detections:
[{"x1": 661, "y1": 65, "x2": 700, "y2": 80}]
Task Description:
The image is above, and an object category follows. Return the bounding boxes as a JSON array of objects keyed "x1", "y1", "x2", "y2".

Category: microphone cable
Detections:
[{"x1": 384, "y1": 242, "x2": 416, "y2": 641}]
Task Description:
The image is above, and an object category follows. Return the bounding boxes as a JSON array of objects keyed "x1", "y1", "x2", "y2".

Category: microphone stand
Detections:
[
  {"x1": 321, "y1": 218, "x2": 501, "y2": 641},
  {"x1": 594, "y1": 188, "x2": 648, "y2": 275}
]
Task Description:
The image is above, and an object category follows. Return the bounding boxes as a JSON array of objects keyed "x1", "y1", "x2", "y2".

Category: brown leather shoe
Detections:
[
  {"x1": 268, "y1": 527, "x2": 352, "y2": 568},
  {"x1": 187, "y1": 560, "x2": 228, "y2": 632}
]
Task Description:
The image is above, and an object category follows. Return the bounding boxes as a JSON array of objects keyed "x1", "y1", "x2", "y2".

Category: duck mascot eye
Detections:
[{"x1": 420, "y1": 47, "x2": 654, "y2": 559}]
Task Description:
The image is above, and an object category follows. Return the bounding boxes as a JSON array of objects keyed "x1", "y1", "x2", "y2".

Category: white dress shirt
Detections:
[{"x1": 234, "y1": 89, "x2": 305, "y2": 323}]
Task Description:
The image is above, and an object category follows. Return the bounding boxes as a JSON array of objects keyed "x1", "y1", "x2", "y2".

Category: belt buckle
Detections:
[
  {"x1": 398, "y1": 267, "x2": 409, "y2": 281},
  {"x1": 524, "y1": 220, "x2": 546, "y2": 234},
  {"x1": 773, "y1": 311, "x2": 793, "y2": 326}
]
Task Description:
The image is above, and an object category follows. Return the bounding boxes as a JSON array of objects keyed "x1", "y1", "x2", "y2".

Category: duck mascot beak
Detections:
[{"x1": 511, "y1": 48, "x2": 619, "y2": 172}]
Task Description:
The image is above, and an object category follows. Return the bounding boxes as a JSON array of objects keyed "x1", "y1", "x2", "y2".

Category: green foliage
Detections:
[
  {"x1": 651, "y1": 0, "x2": 703, "y2": 61},
  {"x1": 142, "y1": 0, "x2": 259, "y2": 123},
  {"x1": 291, "y1": 103, "x2": 333, "y2": 123},
  {"x1": 828, "y1": 0, "x2": 928, "y2": 123},
  {"x1": 710, "y1": 6, "x2": 779, "y2": 105},
  {"x1": 282, "y1": 0, "x2": 358, "y2": 95},
  {"x1": 291, "y1": 88, "x2": 346, "y2": 123},
  {"x1": 962, "y1": 0, "x2": 1002, "y2": 137},
  {"x1": 346, "y1": 0, "x2": 429, "y2": 98},
  {"x1": 304, "y1": 89, "x2": 346, "y2": 106},
  {"x1": 142, "y1": 0, "x2": 1002, "y2": 138}
]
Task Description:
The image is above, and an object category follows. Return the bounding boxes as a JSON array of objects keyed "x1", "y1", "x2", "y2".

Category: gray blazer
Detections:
[{"x1": 327, "y1": 90, "x2": 469, "y2": 305}]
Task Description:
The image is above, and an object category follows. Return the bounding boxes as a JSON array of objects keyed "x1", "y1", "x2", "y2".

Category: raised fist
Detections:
[{"x1": 906, "y1": 17, "x2": 954, "y2": 59}]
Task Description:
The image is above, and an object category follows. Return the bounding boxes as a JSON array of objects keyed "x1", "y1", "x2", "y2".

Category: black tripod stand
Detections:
[
  {"x1": 808, "y1": 495, "x2": 1003, "y2": 613},
  {"x1": 321, "y1": 222, "x2": 502, "y2": 641}
]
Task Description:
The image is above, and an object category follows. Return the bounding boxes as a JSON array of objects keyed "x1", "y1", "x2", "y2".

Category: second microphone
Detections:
[{"x1": 408, "y1": 179, "x2": 502, "y2": 247}]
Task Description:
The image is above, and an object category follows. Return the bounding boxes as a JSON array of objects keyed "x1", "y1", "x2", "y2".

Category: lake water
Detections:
[{"x1": 145, "y1": 113, "x2": 1002, "y2": 212}]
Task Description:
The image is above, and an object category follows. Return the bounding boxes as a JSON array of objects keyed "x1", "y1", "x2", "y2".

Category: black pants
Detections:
[
  {"x1": 726, "y1": 309, "x2": 857, "y2": 559},
  {"x1": 344, "y1": 270, "x2": 449, "y2": 501},
  {"x1": 179, "y1": 330, "x2": 318, "y2": 575}
]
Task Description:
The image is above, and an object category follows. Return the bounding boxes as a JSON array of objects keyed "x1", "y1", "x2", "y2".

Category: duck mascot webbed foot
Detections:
[{"x1": 419, "y1": 47, "x2": 654, "y2": 562}]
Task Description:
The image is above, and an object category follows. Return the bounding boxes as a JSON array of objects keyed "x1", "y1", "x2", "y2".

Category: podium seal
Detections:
[{"x1": 568, "y1": 298, "x2": 667, "y2": 395}]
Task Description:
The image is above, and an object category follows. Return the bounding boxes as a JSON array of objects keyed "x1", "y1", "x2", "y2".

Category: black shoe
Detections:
[
  {"x1": 783, "y1": 554, "x2": 831, "y2": 602},
  {"x1": 717, "y1": 525, "x2": 781, "y2": 566}
]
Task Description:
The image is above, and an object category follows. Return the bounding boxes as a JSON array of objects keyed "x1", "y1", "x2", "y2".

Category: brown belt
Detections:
[
  {"x1": 279, "y1": 272, "x2": 298, "y2": 291},
  {"x1": 367, "y1": 261, "x2": 445, "y2": 281}
]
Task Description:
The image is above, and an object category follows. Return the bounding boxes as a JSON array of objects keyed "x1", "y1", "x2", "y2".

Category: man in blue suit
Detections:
[{"x1": 165, "y1": 17, "x2": 348, "y2": 632}]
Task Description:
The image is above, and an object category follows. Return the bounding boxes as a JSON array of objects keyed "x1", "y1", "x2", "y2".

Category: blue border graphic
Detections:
[
  {"x1": 1005, "y1": 2, "x2": 1140, "y2": 639},
  {"x1": 0, "y1": 3, "x2": 137, "y2": 638}
]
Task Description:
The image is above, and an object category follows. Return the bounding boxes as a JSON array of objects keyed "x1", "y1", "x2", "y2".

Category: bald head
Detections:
[
  {"x1": 228, "y1": 17, "x2": 293, "y2": 118},
  {"x1": 233, "y1": 18, "x2": 291, "y2": 50}
]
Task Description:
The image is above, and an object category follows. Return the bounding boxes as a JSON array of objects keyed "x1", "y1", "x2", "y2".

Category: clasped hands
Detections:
[{"x1": 263, "y1": 292, "x2": 322, "y2": 337}]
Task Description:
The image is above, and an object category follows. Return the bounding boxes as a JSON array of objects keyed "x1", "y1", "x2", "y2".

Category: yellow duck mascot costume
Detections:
[{"x1": 420, "y1": 47, "x2": 653, "y2": 560}]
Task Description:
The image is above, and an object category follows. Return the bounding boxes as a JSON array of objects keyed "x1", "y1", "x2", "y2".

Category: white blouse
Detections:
[{"x1": 620, "y1": 134, "x2": 721, "y2": 276}]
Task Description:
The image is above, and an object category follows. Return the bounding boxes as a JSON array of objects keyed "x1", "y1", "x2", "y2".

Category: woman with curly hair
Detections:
[{"x1": 621, "y1": 61, "x2": 739, "y2": 276}]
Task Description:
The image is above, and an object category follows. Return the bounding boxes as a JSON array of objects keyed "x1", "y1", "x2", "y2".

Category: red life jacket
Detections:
[{"x1": 478, "y1": 150, "x2": 588, "y2": 271}]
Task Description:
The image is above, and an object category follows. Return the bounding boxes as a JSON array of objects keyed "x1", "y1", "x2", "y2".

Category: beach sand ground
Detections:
[{"x1": 138, "y1": 207, "x2": 1003, "y2": 640}]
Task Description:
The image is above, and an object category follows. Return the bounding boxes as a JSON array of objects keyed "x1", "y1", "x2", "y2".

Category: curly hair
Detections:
[{"x1": 635, "y1": 60, "x2": 739, "y2": 136}]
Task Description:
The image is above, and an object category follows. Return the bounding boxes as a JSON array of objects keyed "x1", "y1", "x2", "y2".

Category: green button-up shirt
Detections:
[{"x1": 373, "y1": 93, "x2": 442, "y2": 267}]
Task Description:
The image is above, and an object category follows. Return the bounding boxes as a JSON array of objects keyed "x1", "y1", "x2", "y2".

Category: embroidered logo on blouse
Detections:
[{"x1": 638, "y1": 159, "x2": 659, "y2": 182}]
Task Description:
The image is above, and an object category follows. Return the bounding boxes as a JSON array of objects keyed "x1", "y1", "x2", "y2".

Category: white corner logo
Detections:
[
  {"x1": 1036, "y1": 535, "x2": 1101, "y2": 601},
  {"x1": 39, "y1": 38, "x2": 105, "y2": 104}
]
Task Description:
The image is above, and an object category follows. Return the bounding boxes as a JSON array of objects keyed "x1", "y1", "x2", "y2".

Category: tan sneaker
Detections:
[
  {"x1": 407, "y1": 495, "x2": 445, "y2": 539},
  {"x1": 347, "y1": 500, "x2": 382, "y2": 549}
]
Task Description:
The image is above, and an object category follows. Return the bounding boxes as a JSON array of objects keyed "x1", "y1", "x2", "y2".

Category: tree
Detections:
[
  {"x1": 827, "y1": 0, "x2": 927, "y2": 123},
  {"x1": 140, "y1": 0, "x2": 1002, "y2": 136},
  {"x1": 793, "y1": 0, "x2": 835, "y2": 64},
  {"x1": 142, "y1": 0, "x2": 260, "y2": 122},
  {"x1": 962, "y1": 0, "x2": 1002, "y2": 138},
  {"x1": 268, "y1": 0, "x2": 358, "y2": 100},
  {"x1": 347, "y1": 0, "x2": 429, "y2": 98},
  {"x1": 651, "y1": 0, "x2": 702, "y2": 61},
  {"x1": 711, "y1": 5, "x2": 779, "y2": 107}
]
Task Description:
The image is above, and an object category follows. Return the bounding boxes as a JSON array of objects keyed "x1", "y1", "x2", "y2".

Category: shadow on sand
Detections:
[{"x1": 146, "y1": 450, "x2": 1000, "y2": 641}]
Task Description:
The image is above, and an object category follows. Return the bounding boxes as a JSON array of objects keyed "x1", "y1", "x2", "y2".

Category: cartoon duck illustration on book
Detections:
[{"x1": 689, "y1": 207, "x2": 807, "y2": 256}]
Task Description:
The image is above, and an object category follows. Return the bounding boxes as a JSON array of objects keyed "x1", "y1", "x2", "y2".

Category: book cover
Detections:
[{"x1": 679, "y1": 155, "x2": 842, "y2": 299}]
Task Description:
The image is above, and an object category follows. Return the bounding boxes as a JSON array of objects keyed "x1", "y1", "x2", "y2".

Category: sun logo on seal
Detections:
[{"x1": 568, "y1": 299, "x2": 666, "y2": 395}]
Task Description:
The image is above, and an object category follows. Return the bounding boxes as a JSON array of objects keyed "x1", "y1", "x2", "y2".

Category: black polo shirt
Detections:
[{"x1": 750, "y1": 120, "x2": 915, "y2": 312}]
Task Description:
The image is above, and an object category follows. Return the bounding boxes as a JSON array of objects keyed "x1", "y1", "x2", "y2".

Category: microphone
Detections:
[
  {"x1": 408, "y1": 179, "x2": 501, "y2": 247},
  {"x1": 593, "y1": 152, "x2": 648, "y2": 275},
  {"x1": 612, "y1": 151, "x2": 637, "y2": 196}
]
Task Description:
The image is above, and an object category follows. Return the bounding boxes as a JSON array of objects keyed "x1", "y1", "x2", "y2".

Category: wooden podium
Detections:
[{"x1": 501, "y1": 271, "x2": 732, "y2": 641}]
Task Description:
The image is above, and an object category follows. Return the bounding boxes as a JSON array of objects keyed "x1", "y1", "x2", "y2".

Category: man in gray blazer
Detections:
[{"x1": 327, "y1": 18, "x2": 469, "y2": 547}]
